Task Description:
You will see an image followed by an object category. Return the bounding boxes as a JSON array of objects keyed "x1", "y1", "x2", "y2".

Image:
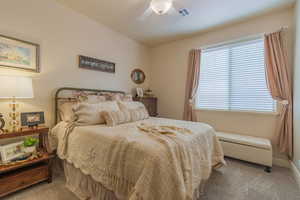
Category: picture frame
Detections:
[
  {"x1": 79, "y1": 55, "x2": 115, "y2": 73},
  {"x1": 0, "y1": 141, "x2": 25, "y2": 164},
  {"x1": 0, "y1": 34, "x2": 40, "y2": 72},
  {"x1": 21, "y1": 112, "x2": 45, "y2": 128},
  {"x1": 131, "y1": 69, "x2": 146, "y2": 84},
  {"x1": 136, "y1": 88, "x2": 144, "y2": 97}
]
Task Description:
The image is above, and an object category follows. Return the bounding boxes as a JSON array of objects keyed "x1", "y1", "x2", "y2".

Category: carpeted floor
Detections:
[{"x1": 3, "y1": 158, "x2": 300, "y2": 200}]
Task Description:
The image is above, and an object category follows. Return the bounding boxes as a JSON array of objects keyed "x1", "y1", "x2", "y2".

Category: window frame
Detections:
[{"x1": 194, "y1": 36, "x2": 278, "y2": 115}]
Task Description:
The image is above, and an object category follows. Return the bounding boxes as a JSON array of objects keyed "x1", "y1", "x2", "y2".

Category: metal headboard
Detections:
[{"x1": 55, "y1": 87, "x2": 125, "y2": 124}]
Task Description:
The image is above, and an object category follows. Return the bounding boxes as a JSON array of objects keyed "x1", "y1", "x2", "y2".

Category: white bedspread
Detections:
[{"x1": 49, "y1": 117, "x2": 225, "y2": 200}]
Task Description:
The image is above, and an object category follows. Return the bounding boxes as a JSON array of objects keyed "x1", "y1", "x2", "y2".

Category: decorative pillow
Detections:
[
  {"x1": 59, "y1": 101, "x2": 77, "y2": 122},
  {"x1": 73, "y1": 103, "x2": 102, "y2": 125},
  {"x1": 73, "y1": 101, "x2": 120, "y2": 125},
  {"x1": 101, "y1": 109, "x2": 131, "y2": 126},
  {"x1": 129, "y1": 107, "x2": 149, "y2": 122},
  {"x1": 102, "y1": 107, "x2": 149, "y2": 126},
  {"x1": 118, "y1": 101, "x2": 146, "y2": 110}
]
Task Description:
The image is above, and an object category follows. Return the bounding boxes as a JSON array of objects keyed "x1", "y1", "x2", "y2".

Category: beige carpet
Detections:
[{"x1": 3, "y1": 158, "x2": 300, "y2": 200}]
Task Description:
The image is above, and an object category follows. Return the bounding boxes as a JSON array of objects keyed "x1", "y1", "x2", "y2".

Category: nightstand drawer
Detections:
[{"x1": 0, "y1": 163, "x2": 49, "y2": 197}]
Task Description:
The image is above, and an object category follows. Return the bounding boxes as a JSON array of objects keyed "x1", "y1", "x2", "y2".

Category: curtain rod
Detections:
[
  {"x1": 265, "y1": 26, "x2": 288, "y2": 35},
  {"x1": 200, "y1": 26, "x2": 288, "y2": 51},
  {"x1": 201, "y1": 34, "x2": 263, "y2": 51}
]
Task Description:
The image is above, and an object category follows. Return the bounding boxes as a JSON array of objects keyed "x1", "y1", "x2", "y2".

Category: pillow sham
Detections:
[
  {"x1": 73, "y1": 101, "x2": 120, "y2": 125},
  {"x1": 59, "y1": 101, "x2": 77, "y2": 122},
  {"x1": 73, "y1": 103, "x2": 102, "y2": 125}
]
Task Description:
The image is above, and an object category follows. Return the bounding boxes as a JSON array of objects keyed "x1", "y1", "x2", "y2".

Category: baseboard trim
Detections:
[
  {"x1": 290, "y1": 161, "x2": 300, "y2": 189},
  {"x1": 273, "y1": 157, "x2": 291, "y2": 168}
]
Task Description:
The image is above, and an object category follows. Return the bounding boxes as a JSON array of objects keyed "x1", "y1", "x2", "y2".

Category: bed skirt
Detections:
[
  {"x1": 63, "y1": 161, "x2": 207, "y2": 200},
  {"x1": 64, "y1": 161, "x2": 118, "y2": 200}
]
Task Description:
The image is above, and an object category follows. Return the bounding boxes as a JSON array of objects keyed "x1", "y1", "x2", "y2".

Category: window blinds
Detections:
[{"x1": 196, "y1": 37, "x2": 276, "y2": 112}]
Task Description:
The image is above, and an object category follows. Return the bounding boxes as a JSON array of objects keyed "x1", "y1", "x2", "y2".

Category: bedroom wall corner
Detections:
[{"x1": 0, "y1": 0, "x2": 151, "y2": 128}]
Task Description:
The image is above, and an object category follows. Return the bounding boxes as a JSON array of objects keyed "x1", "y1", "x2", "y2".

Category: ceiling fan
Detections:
[{"x1": 139, "y1": 0, "x2": 190, "y2": 20}]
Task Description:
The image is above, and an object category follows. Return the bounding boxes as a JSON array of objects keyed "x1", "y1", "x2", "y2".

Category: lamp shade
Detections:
[{"x1": 0, "y1": 76, "x2": 34, "y2": 99}]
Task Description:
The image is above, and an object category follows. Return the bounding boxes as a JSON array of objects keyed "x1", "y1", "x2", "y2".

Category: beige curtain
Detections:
[
  {"x1": 264, "y1": 30, "x2": 293, "y2": 158},
  {"x1": 183, "y1": 49, "x2": 201, "y2": 121}
]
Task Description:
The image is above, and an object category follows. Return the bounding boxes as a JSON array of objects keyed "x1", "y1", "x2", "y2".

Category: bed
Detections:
[{"x1": 49, "y1": 87, "x2": 225, "y2": 200}]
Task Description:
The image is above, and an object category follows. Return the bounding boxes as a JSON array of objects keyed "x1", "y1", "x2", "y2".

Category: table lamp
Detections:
[{"x1": 0, "y1": 76, "x2": 34, "y2": 132}]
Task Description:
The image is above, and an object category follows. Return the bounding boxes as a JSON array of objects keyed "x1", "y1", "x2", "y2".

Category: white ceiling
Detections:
[{"x1": 56, "y1": 0, "x2": 295, "y2": 47}]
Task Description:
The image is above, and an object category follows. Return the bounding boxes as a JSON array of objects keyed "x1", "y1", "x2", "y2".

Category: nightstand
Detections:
[
  {"x1": 133, "y1": 96, "x2": 158, "y2": 117},
  {"x1": 0, "y1": 127, "x2": 54, "y2": 198}
]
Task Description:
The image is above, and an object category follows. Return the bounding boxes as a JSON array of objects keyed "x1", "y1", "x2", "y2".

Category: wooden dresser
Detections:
[
  {"x1": 0, "y1": 127, "x2": 53, "y2": 198},
  {"x1": 133, "y1": 97, "x2": 158, "y2": 117}
]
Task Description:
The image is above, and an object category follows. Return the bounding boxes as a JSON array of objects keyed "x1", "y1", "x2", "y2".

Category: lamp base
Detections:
[
  {"x1": 0, "y1": 113, "x2": 5, "y2": 133},
  {"x1": 9, "y1": 97, "x2": 20, "y2": 132}
]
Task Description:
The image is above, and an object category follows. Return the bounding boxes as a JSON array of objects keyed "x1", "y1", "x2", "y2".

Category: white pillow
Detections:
[{"x1": 73, "y1": 101, "x2": 120, "y2": 125}]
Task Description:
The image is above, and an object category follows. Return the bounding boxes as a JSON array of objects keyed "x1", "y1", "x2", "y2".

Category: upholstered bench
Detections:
[{"x1": 216, "y1": 132, "x2": 273, "y2": 172}]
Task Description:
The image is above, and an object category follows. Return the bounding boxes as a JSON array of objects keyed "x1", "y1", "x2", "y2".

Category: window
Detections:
[{"x1": 196, "y1": 37, "x2": 276, "y2": 112}]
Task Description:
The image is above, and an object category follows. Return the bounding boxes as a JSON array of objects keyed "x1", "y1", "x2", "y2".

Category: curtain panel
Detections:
[
  {"x1": 183, "y1": 49, "x2": 201, "y2": 121},
  {"x1": 264, "y1": 30, "x2": 293, "y2": 158}
]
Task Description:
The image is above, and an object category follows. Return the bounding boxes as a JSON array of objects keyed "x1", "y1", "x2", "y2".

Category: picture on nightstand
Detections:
[
  {"x1": 21, "y1": 112, "x2": 45, "y2": 128},
  {"x1": 0, "y1": 141, "x2": 26, "y2": 164},
  {"x1": 136, "y1": 88, "x2": 144, "y2": 97}
]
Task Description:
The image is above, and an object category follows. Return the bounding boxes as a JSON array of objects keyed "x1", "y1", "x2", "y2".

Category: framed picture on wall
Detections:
[
  {"x1": 0, "y1": 34, "x2": 40, "y2": 72},
  {"x1": 79, "y1": 55, "x2": 115, "y2": 73}
]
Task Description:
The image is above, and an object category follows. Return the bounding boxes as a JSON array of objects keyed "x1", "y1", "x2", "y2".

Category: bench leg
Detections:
[{"x1": 264, "y1": 166, "x2": 272, "y2": 173}]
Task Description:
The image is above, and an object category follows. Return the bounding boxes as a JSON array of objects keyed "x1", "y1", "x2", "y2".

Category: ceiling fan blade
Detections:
[{"x1": 137, "y1": 7, "x2": 153, "y2": 21}]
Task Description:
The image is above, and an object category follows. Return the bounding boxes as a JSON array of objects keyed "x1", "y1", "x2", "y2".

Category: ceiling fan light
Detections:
[{"x1": 150, "y1": 0, "x2": 172, "y2": 15}]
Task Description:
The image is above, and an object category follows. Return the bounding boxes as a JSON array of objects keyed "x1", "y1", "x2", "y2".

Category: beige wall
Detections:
[
  {"x1": 0, "y1": 0, "x2": 150, "y2": 128},
  {"x1": 150, "y1": 8, "x2": 295, "y2": 159},
  {"x1": 293, "y1": 0, "x2": 300, "y2": 171}
]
